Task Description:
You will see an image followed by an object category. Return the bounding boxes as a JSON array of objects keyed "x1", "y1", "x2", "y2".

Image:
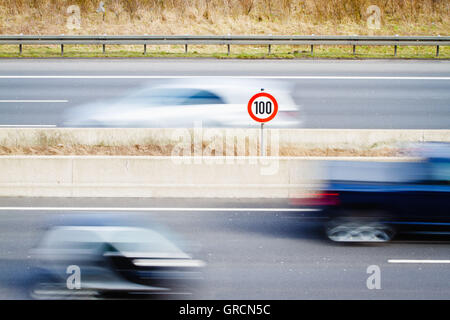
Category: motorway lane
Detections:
[
  {"x1": 0, "y1": 59, "x2": 449, "y2": 128},
  {"x1": 1, "y1": 59, "x2": 450, "y2": 77},
  {"x1": 0, "y1": 198, "x2": 449, "y2": 299}
]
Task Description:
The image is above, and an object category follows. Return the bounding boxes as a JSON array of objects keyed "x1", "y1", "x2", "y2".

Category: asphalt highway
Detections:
[
  {"x1": 0, "y1": 59, "x2": 449, "y2": 128},
  {"x1": 0, "y1": 198, "x2": 448, "y2": 299},
  {"x1": 0, "y1": 58, "x2": 449, "y2": 299}
]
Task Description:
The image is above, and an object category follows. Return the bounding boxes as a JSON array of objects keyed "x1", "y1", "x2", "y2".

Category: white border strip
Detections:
[
  {"x1": 388, "y1": 259, "x2": 450, "y2": 264},
  {"x1": 0, "y1": 125, "x2": 57, "y2": 127},
  {"x1": 0, "y1": 75, "x2": 449, "y2": 80},
  {"x1": 0, "y1": 100, "x2": 68, "y2": 103},
  {"x1": 0, "y1": 207, "x2": 317, "y2": 212}
]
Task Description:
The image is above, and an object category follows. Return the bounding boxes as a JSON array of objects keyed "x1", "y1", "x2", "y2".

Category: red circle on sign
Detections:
[{"x1": 247, "y1": 92, "x2": 279, "y2": 123}]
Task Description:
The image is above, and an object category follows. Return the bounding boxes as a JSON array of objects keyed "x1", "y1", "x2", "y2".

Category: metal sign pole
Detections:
[{"x1": 260, "y1": 122, "x2": 265, "y2": 156}]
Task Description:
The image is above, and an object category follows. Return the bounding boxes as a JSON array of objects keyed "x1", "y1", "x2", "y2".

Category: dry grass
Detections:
[
  {"x1": 0, "y1": 144, "x2": 398, "y2": 157},
  {"x1": 0, "y1": 0, "x2": 448, "y2": 36}
]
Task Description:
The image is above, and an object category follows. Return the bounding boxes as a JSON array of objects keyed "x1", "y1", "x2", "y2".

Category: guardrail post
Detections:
[
  {"x1": 185, "y1": 44, "x2": 188, "y2": 54},
  {"x1": 394, "y1": 34, "x2": 398, "y2": 56},
  {"x1": 143, "y1": 34, "x2": 148, "y2": 55},
  {"x1": 436, "y1": 35, "x2": 441, "y2": 57},
  {"x1": 227, "y1": 44, "x2": 230, "y2": 55},
  {"x1": 19, "y1": 33, "x2": 23, "y2": 55},
  {"x1": 268, "y1": 44, "x2": 271, "y2": 54},
  {"x1": 353, "y1": 45, "x2": 356, "y2": 54},
  {"x1": 61, "y1": 44, "x2": 64, "y2": 56},
  {"x1": 102, "y1": 44, "x2": 106, "y2": 54},
  {"x1": 310, "y1": 45, "x2": 314, "y2": 55}
]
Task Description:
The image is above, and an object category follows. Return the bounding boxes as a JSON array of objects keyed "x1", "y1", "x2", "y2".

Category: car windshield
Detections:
[
  {"x1": 428, "y1": 160, "x2": 450, "y2": 183},
  {"x1": 110, "y1": 229, "x2": 184, "y2": 254},
  {"x1": 41, "y1": 227, "x2": 184, "y2": 254},
  {"x1": 121, "y1": 88, "x2": 225, "y2": 106}
]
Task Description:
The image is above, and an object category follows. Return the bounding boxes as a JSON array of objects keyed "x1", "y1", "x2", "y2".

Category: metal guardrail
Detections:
[{"x1": 1, "y1": 35, "x2": 449, "y2": 56}]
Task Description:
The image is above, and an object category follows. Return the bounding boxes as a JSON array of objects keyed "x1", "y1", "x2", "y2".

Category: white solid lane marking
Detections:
[
  {"x1": 0, "y1": 100, "x2": 68, "y2": 103},
  {"x1": 0, "y1": 207, "x2": 317, "y2": 212},
  {"x1": 388, "y1": 259, "x2": 450, "y2": 264},
  {"x1": 0, "y1": 75, "x2": 449, "y2": 80},
  {"x1": 0, "y1": 125, "x2": 56, "y2": 127}
]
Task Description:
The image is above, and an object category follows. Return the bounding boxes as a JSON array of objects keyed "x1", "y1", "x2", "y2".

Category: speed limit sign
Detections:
[{"x1": 248, "y1": 92, "x2": 278, "y2": 123}]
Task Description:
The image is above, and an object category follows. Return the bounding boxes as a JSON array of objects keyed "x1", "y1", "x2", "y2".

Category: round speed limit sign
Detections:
[{"x1": 247, "y1": 92, "x2": 278, "y2": 123}]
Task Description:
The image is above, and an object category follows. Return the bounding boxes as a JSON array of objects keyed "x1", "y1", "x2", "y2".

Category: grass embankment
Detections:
[
  {"x1": 0, "y1": 0, "x2": 448, "y2": 59},
  {"x1": 0, "y1": 144, "x2": 398, "y2": 157}
]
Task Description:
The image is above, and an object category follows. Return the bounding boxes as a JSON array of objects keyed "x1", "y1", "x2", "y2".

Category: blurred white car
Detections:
[
  {"x1": 29, "y1": 215, "x2": 205, "y2": 299},
  {"x1": 61, "y1": 79, "x2": 301, "y2": 128}
]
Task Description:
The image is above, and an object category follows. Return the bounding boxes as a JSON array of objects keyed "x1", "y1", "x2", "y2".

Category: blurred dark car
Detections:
[
  {"x1": 28, "y1": 214, "x2": 204, "y2": 299},
  {"x1": 292, "y1": 143, "x2": 450, "y2": 242}
]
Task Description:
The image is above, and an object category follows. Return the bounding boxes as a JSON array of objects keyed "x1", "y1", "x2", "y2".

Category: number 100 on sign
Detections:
[
  {"x1": 254, "y1": 100, "x2": 272, "y2": 115},
  {"x1": 247, "y1": 92, "x2": 279, "y2": 123}
]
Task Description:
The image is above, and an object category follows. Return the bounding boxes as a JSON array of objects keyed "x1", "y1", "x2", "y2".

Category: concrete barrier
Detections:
[
  {"x1": 0, "y1": 156, "x2": 411, "y2": 198},
  {"x1": 1, "y1": 128, "x2": 449, "y2": 150},
  {"x1": 1, "y1": 129, "x2": 444, "y2": 197}
]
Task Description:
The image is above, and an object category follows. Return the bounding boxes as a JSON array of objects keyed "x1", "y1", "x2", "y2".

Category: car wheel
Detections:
[{"x1": 326, "y1": 221, "x2": 395, "y2": 243}]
